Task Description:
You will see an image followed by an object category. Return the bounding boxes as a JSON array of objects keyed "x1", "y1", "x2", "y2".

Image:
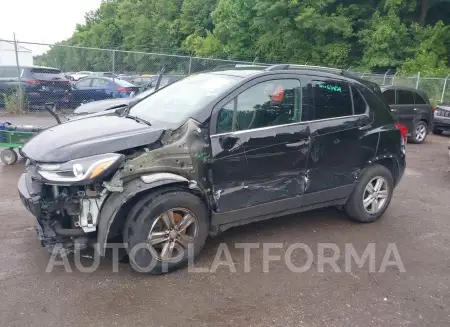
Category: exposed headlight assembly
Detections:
[{"x1": 37, "y1": 153, "x2": 124, "y2": 184}]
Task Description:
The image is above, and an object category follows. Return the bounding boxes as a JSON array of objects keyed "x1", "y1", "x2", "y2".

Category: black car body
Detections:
[
  {"x1": 18, "y1": 64, "x2": 406, "y2": 274},
  {"x1": 432, "y1": 104, "x2": 450, "y2": 135},
  {"x1": 380, "y1": 85, "x2": 433, "y2": 143},
  {"x1": 0, "y1": 66, "x2": 71, "y2": 106}
]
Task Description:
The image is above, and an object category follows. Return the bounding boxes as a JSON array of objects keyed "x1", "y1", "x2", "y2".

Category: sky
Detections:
[{"x1": 0, "y1": 0, "x2": 102, "y2": 54}]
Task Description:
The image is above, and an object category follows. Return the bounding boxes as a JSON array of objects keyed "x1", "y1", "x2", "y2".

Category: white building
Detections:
[{"x1": 0, "y1": 40, "x2": 33, "y2": 66}]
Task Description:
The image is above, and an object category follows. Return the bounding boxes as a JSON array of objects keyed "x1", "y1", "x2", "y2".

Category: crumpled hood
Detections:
[
  {"x1": 73, "y1": 98, "x2": 131, "y2": 115},
  {"x1": 21, "y1": 115, "x2": 164, "y2": 163}
]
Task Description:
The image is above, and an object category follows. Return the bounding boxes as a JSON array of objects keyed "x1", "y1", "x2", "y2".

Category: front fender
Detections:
[{"x1": 96, "y1": 173, "x2": 190, "y2": 256}]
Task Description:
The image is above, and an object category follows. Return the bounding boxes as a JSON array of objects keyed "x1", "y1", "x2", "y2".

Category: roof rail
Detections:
[
  {"x1": 265, "y1": 64, "x2": 346, "y2": 75},
  {"x1": 212, "y1": 64, "x2": 267, "y2": 72}
]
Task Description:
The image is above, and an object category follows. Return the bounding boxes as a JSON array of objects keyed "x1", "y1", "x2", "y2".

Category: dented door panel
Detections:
[
  {"x1": 236, "y1": 123, "x2": 310, "y2": 207},
  {"x1": 306, "y1": 115, "x2": 378, "y2": 196}
]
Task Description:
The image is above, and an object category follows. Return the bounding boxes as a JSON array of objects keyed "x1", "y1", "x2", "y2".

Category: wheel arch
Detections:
[
  {"x1": 370, "y1": 157, "x2": 401, "y2": 186},
  {"x1": 96, "y1": 173, "x2": 208, "y2": 256}
]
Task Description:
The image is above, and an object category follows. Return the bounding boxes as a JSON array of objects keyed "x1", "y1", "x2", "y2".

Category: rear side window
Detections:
[
  {"x1": 75, "y1": 79, "x2": 92, "y2": 88},
  {"x1": 351, "y1": 87, "x2": 367, "y2": 114},
  {"x1": 91, "y1": 79, "x2": 109, "y2": 87},
  {"x1": 397, "y1": 90, "x2": 414, "y2": 105},
  {"x1": 312, "y1": 80, "x2": 353, "y2": 119},
  {"x1": 382, "y1": 90, "x2": 395, "y2": 105},
  {"x1": 414, "y1": 93, "x2": 427, "y2": 104}
]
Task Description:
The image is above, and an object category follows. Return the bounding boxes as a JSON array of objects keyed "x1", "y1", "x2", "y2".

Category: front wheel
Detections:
[
  {"x1": 409, "y1": 121, "x2": 428, "y2": 144},
  {"x1": 124, "y1": 189, "x2": 209, "y2": 274},
  {"x1": 345, "y1": 164, "x2": 394, "y2": 223}
]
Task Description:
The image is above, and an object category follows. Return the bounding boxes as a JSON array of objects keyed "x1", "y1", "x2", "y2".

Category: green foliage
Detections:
[
  {"x1": 3, "y1": 90, "x2": 29, "y2": 115},
  {"x1": 35, "y1": 0, "x2": 449, "y2": 75}
]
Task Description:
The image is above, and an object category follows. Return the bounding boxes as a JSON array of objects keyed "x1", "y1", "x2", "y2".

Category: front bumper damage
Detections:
[{"x1": 18, "y1": 168, "x2": 107, "y2": 253}]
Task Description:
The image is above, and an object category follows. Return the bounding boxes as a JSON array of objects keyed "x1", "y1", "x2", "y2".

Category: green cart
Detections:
[{"x1": 0, "y1": 126, "x2": 39, "y2": 165}]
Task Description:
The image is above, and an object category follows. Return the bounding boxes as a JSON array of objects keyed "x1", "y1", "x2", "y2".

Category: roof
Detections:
[
  {"x1": 210, "y1": 70, "x2": 262, "y2": 78},
  {"x1": 0, "y1": 64, "x2": 60, "y2": 70}
]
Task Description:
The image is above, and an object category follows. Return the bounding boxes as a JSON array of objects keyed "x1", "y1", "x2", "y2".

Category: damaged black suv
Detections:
[{"x1": 18, "y1": 64, "x2": 406, "y2": 274}]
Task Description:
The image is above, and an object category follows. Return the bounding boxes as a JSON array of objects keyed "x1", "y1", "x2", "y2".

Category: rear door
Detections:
[
  {"x1": 71, "y1": 78, "x2": 94, "y2": 105},
  {"x1": 304, "y1": 78, "x2": 378, "y2": 206},
  {"x1": 209, "y1": 75, "x2": 310, "y2": 220},
  {"x1": 396, "y1": 89, "x2": 417, "y2": 132}
]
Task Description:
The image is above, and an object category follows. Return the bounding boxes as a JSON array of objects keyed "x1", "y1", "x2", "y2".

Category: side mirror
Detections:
[
  {"x1": 114, "y1": 106, "x2": 127, "y2": 115},
  {"x1": 219, "y1": 135, "x2": 239, "y2": 150}
]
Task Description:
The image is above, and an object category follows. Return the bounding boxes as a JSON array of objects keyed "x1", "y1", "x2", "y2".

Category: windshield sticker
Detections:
[{"x1": 316, "y1": 82, "x2": 342, "y2": 93}]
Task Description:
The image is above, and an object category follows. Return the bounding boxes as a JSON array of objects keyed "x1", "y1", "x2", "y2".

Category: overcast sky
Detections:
[{"x1": 0, "y1": 0, "x2": 102, "y2": 54}]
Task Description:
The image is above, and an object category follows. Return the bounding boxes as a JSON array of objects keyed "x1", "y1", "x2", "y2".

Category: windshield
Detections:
[{"x1": 129, "y1": 73, "x2": 240, "y2": 124}]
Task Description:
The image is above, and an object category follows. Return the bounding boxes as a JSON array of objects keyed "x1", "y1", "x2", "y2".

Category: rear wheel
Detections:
[
  {"x1": 409, "y1": 121, "x2": 428, "y2": 144},
  {"x1": 124, "y1": 189, "x2": 209, "y2": 274},
  {"x1": 432, "y1": 128, "x2": 443, "y2": 135},
  {"x1": 345, "y1": 164, "x2": 394, "y2": 223},
  {"x1": 0, "y1": 148, "x2": 18, "y2": 165}
]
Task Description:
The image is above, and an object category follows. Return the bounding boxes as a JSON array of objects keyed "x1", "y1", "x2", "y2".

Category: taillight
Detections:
[
  {"x1": 395, "y1": 123, "x2": 408, "y2": 144},
  {"x1": 116, "y1": 88, "x2": 133, "y2": 92},
  {"x1": 27, "y1": 80, "x2": 41, "y2": 85},
  {"x1": 432, "y1": 107, "x2": 436, "y2": 113}
]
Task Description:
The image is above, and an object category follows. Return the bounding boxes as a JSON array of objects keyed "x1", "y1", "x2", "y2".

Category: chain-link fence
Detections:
[{"x1": 1, "y1": 38, "x2": 449, "y2": 112}]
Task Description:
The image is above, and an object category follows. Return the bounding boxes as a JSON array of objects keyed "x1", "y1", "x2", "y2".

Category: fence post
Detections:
[
  {"x1": 441, "y1": 74, "x2": 450, "y2": 103},
  {"x1": 112, "y1": 49, "x2": 116, "y2": 81},
  {"x1": 188, "y1": 56, "x2": 192, "y2": 74},
  {"x1": 383, "y1": 69, "x2": 391, "y2": 85},
  {"x1": 391, "y1": 71, "x2": 397, "y2": 85},
  {"x1": 13, "y1": 33, "x2": 23, "y2": 111},
  {"x1": 415, "y1": 72, "x2": 420, "y2": 89}
]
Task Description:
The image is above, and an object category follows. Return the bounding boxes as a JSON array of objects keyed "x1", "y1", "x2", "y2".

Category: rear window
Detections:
[
  {"x1": 414, "y1": 93, "x2": 427, "y2": 104},
  {"x1": 115, "y1": 79, "x2": 135, "y2": 87},
  {"x1": 30, "y1": 68, "x2": 61, "y2": 74}
]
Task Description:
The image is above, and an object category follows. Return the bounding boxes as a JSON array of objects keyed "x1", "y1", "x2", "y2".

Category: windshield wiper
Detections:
[{"x1": 125, "y1": 114, "x2": 152, "y2": 126}]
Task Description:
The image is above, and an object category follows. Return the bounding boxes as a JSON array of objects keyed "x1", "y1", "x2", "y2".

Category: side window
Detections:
[
  {"x1": 351, "y1": 86, "x2": 367, "y2": 115},
  {"x1": 414, "y1": 93, "x2": 427, "y2": 104},
  {"x1": 216, "y1": 79, "x2": 301, "y2": 133},
  {"x1": 382, "y1": 90, "x2": 395, "y2": 105},
  {"x1": 75, "y1": 79, "x2": 92, "y2": 88},
  {"x1": 91, "y1": 79, "x2": 109, "y2": 87},
  {"x1": 397, "y1": 90, "x2": 414, "y2": 105},
  {"x1": 312, "y1": 80, "x2": 352, "y2": 119},
  {"x1": 0, "y1": 68, "x2": 4, "y2": 77}
]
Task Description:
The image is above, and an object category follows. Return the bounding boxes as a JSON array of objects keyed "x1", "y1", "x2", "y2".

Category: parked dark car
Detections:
[
  {"x1": 0, "y1": 65, "x2": 71, "y2": 107},
  {"x1": 18, "y1": 64, "x2": 406, "y2": 274},
  {"x1": 67, "y1": 77, "x2": 140, "y2": 108},
  {"x1": 380, "y1": 85, "x2": 433, "y2": 143},
  {"x1": 432, "y1": 104, "x2": 450, "y2": 135}
]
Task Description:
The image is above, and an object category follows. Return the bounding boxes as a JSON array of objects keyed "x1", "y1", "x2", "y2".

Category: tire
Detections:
[
  {"x1": 432, "y1": 128, "x2": 443, "y2": 135},
  {"x1": 124, "y1": 189, "x2": 209, "y2": 274},
  {"x1": 345, "y1": 164, "x2": 394, "y2": 223},
  {"x1": 408, "y1": 120, "x2": 428, "y2": 144},
  {"x1": 0, "y1": 148, "x2": 18, "y2": 165}
]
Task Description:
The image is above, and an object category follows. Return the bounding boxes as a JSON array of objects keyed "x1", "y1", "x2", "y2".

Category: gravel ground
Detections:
[{"x1": 1, "y1": 114, "x2": 450, "y2": 327}]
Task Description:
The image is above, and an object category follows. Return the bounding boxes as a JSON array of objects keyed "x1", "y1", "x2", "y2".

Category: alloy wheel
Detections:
[
  {"x1": 362, "y1": 176, "x2": 389, "y2": 214},
  {"x1": 415, "y1": 124, "x2": 427, "y2": 142},
  {"x1": 147, "y1": 208, "x2": 198, "y2": 261}
]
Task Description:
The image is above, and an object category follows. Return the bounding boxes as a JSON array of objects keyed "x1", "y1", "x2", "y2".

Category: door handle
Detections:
[
  {"x1": 390, "y1": 108, "x2": 397, "y2": 112},
  {"x1": 413, "y1": 108, "x2": 419, "y2": 111}
]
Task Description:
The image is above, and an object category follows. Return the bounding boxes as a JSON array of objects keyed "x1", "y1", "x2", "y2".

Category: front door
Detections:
[
  {"x1": 303, "y1": 78, "x2": 378, "y2": 206},
  {"x1": 209, "y1": 76, "x2": 311, "y2": 223}
]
